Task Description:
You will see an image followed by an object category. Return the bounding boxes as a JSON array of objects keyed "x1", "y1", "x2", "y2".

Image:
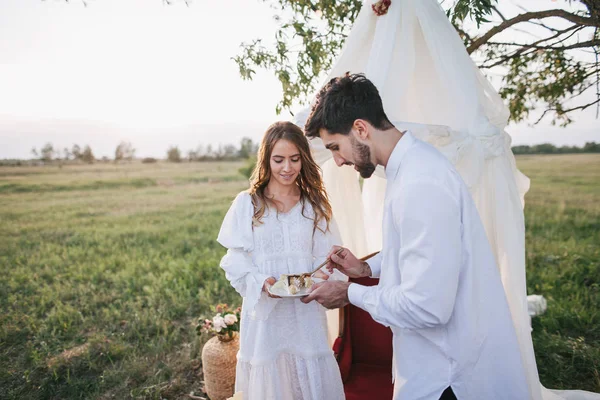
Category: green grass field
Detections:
[
  {"x1": 518, "y1": 154, "x2": 600, "y2": 391},
  {"x1": 1, "y1": 155, "x2": 598, "y2": 399}
]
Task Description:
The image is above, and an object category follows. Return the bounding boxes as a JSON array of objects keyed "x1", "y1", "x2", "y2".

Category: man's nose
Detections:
[{"x1": 333, "y1": 154, "x2": 345, "y2": 167}]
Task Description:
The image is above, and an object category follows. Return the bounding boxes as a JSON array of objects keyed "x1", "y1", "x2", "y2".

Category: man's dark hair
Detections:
[{"x1": 305, "y1": 73, "x2": 394, "y2": 139}]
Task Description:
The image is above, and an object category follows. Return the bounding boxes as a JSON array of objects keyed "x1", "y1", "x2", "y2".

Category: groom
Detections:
[{"x1": 301, "y1": 73, "x2": 530, "y2": 400}]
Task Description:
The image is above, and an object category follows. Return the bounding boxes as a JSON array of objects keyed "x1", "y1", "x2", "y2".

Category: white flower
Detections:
[
  {"x1": 212, "y1": 315, "x2": 226, "y2": 332},
  {"x1": 224, "y1": 314, "x2": 238, "y2": 326}
]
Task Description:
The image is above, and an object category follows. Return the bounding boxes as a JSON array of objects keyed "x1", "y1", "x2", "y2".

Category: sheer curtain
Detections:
[{"x1": 294, "y1": 0, "x2": 599, "y2": 398}]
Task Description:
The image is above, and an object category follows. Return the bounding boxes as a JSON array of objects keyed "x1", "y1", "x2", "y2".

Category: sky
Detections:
[{"x1": 0, "y1": 0, "x2": 597, "y2": 159}]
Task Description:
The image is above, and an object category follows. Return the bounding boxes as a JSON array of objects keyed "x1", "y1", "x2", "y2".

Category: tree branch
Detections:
[
  {"x1": 488, "y1": 39, "x2": 599, "y2": 51},
  {"x1": 574, "y1": 79, "x2": 599, "y2": 95},
  {"x1": 561, "y1": 97, "x2": 600, "y2": 114},
  {"x1": 525, "y1": 19, "x2": 562, "y2": 34},
  {"x1": 478, "y1": 27, "x2": 583, "y2": 69},
  {"x1": 535, "y1": 97, "x2": 600, "y2": 124},
  {"x1": 491, "y1": 6, "x2": 507, "y2": 22},
  {"x1": 467, "y1": 9, "x2": 599, "y2": 54},
  {"x1": 497, "y1": 24, "x2": 581, "y2": 49},
  {"x1": 534, "y1": 109, "x2": 555, "y2": 125}
]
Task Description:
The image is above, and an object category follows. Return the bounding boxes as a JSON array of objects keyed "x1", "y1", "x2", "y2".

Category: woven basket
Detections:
[{"x1": 202, "y1": 333, "x2": 239, "y2": 400}]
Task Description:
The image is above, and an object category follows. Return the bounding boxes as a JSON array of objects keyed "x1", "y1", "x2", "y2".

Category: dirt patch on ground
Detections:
[{"x1": 46, "y1": 343, "x2": 90, "y2": 369}]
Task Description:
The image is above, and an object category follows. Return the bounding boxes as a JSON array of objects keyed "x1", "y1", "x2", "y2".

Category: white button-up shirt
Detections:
[{"x1": 348, "y1": 132, "x2": 530, "y2": 399}]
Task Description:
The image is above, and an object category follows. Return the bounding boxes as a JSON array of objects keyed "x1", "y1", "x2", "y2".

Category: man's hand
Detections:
[
  {"x1": 262, "y1": 277, "x2": 280, "y2": 299},
  {"x1": 326, "y1": 246, "x2": 372, "y2": 278},
  {"x1": 301, "y1": 280, "x2": 351, "y2": 309}
]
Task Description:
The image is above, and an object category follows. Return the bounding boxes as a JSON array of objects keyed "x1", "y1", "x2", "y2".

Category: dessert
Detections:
[{"x1": 278, "y1": 273, "x2": 314, "y2": 295}]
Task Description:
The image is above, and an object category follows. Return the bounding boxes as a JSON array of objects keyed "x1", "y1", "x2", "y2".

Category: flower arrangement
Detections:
[
  {"x1": 197, "y1": 303, "x2": 241, "y2": 341},
  {"x1": 372, "y1": 0, "x2": 391, "y2": 16}
]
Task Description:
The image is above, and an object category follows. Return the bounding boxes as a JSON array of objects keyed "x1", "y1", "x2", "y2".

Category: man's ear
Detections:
[{"x1": 352, "y1": 119, "x2": 370, "y2": 141}]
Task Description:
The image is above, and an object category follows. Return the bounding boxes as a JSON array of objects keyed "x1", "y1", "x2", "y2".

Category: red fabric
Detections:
[
  {"x1": 350, "y1": 299, "x2": 393, "y2": 366},
  {"x1": 344, "y1": 364, "x2": 395, "y2": 400},
  {"x1": 334, "y1": 277, "x2": 394, "y2": 399},
  {"x1": 333, "y1": 334, "x2": 352, "y2": 381}
]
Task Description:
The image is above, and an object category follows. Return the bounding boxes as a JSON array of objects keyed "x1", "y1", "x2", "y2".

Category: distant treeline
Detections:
[
  {"x1": 512, "y1": 142, "x2": 600, "y2": 154},
  {"x1": 2, "y1": 139, "x2": 599, "y2": 167},
  {"x1": 166, "y1": 137, "x2": 258, "y2": 163},
  {"x1": 0, "y1": 137, "x2": 259, "y2": 166}
]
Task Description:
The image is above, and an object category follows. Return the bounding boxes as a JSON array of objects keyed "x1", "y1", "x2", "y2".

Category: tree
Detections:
[
  {"x1": 583, "y1": 141, "x2": 600, "y2": 152},
  {"x1": 234, "y1": 0, "x2": 600, "y2": 126},
  {"x1": 205, "y1": 144, "x2": 214, "y2": 160},
  {"x1": 533, "y1": 143, "x2": 559, "y2": 154},
  {"x1": 115, "y1": 141, "x2": 136, "y2": 163},
  {"x1": 53, "y1": 148, "x2": 64, "y2": 167},
  {"x1": 195, "y1": 144, "x2": 205, "y2": 160},
  {"x1": 81, "y1": 145, "x2": 95, "y2": 164},
  {"x1": 223, "y1": 144, "x2": 238, "y2": 160},
  {"x1": 167, "y1": 146, "x2": 182, "y2": 162},
  {"x1": 187, "y1": 149, "x2": 198, "y2": 162},
  {"x1": 41, "y1": 143, "x2": 54, "y2": 163},
  {"x1": 114, "y1": 142, "x2": 124, "y2": 162},
  {"x1": 63, "y1": 147, "x2": 71, "y2": 161},
  {"x1": 72, "y1": 144, "x2": 82, "y2": 161},
  {"x1": 238, "y1": 137, "x2": 258, "y2": 159},
  {"x1": 213, "y1": 144, "x2": 225, "y2": 160}
]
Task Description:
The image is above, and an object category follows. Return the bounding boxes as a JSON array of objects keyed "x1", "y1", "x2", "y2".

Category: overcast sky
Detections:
[{"x1": 0, "y1": 0, "x2": 597, "y2": 159}]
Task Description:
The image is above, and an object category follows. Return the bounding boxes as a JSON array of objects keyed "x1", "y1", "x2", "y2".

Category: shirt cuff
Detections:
[
  {"x1": 367, "y1": 253, "x2": 382, "y2": 278},
  {"x1": 348, "y1": 283, "x2": 370, "y2": 310}
]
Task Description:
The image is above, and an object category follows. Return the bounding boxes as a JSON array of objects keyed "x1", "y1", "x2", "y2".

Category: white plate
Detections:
[{"x1": 268, "y1": 277, "x2": 323, "y2": 298}]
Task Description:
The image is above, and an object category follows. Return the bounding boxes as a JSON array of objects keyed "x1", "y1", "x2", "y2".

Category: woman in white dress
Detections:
[{"x1": 217, "y1": 121, "x2": 345, "y2": 400}]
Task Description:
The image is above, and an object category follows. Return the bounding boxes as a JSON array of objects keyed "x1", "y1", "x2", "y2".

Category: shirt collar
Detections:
[{"x1": 385, "y1": 130, "x2": 415, "y2": 181}]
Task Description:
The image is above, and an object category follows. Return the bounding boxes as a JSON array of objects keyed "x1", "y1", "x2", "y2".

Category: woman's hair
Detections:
[{"x1": 248, "y1": 121, "x2": 332, "y2": 232}]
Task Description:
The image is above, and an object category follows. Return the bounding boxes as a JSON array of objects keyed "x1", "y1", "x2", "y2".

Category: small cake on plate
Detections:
[{"x1": 279, "y1": 273, "x2": 314, "y2": 295}]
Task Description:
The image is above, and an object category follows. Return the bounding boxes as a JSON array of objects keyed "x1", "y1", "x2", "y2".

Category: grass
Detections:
[
  {"x1": 0, "y1": 155, "x2": 598, "y2": 398},
  {"x1": 0, "y1": 162, "x2": 248, "y2": 399},
  {"x1": 519, "y1": 154, "x2": 600, "y2": 391}
]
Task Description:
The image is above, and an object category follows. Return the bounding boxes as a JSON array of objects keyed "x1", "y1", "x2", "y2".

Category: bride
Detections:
[{"x1": 217, "y1": 121, "x2": 345, "y2": 400}]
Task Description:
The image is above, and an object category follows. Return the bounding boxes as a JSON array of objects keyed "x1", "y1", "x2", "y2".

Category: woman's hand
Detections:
[
  {"x1": 312, "y1": 269, "x2": 330, "y2": 280},
  {"x1": 262, "y1": 277, "x2": 281, "y2": 298}
]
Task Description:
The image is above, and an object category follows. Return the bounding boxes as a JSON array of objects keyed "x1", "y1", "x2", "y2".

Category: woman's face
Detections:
[{"x1": 269, "y1": 139, "x2": 302, "y2": 187}]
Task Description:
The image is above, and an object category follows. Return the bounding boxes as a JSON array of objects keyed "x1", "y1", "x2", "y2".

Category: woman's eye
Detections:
[
  {"x1": 274, "y1": 160, "x2": 283, "y2": 163},
  {"x1": 292, "y1": 158, "x2": 300, "y2": 162}
]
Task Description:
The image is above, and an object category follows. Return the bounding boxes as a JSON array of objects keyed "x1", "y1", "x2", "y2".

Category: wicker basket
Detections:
[{"x1": 202, "y1": 333, "x2": 239, "y2": 400}]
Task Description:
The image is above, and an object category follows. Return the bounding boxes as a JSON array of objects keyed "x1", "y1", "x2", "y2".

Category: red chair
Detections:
[{"x1": 333, "y1": 276, "x2": 394, "y2": 400}]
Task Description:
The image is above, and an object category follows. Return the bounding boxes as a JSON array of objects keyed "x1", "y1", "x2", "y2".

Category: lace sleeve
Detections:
[{"x1": 217, "y1": 192, "x2": 272, "y2": 314}]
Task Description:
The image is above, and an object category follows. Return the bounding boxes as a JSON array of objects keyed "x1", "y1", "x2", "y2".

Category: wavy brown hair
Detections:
[{"x1": 248, "y1": 121, "x2": 332, "y2": 233}]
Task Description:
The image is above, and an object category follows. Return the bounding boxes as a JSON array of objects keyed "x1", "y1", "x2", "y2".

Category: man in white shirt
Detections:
[{"x1": 301, "y1": 73, "x2": 530, "y2": 399}]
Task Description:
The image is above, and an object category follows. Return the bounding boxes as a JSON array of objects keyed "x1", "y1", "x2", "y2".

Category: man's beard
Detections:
[{"x1": 352, "y1": 138, "x2": 376, "y2": 179}]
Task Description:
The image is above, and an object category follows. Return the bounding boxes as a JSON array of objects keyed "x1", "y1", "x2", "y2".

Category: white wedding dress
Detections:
[
  {"x1": 217, "y1": 192, "x2": 345, "y2": 400},
  {"x1": 293, "y1": 0, "x2": 600, "y2": 399}
]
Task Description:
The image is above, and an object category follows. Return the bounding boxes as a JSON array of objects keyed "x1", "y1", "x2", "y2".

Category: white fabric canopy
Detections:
[{"x1": 293, "y1": 0, "x2": 600, "y2": 398}]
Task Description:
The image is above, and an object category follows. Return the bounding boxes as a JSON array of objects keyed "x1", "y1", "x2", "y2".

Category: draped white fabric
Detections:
[{"x1": 293, "y1": 0, "x2": 600, "y2": 398}]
